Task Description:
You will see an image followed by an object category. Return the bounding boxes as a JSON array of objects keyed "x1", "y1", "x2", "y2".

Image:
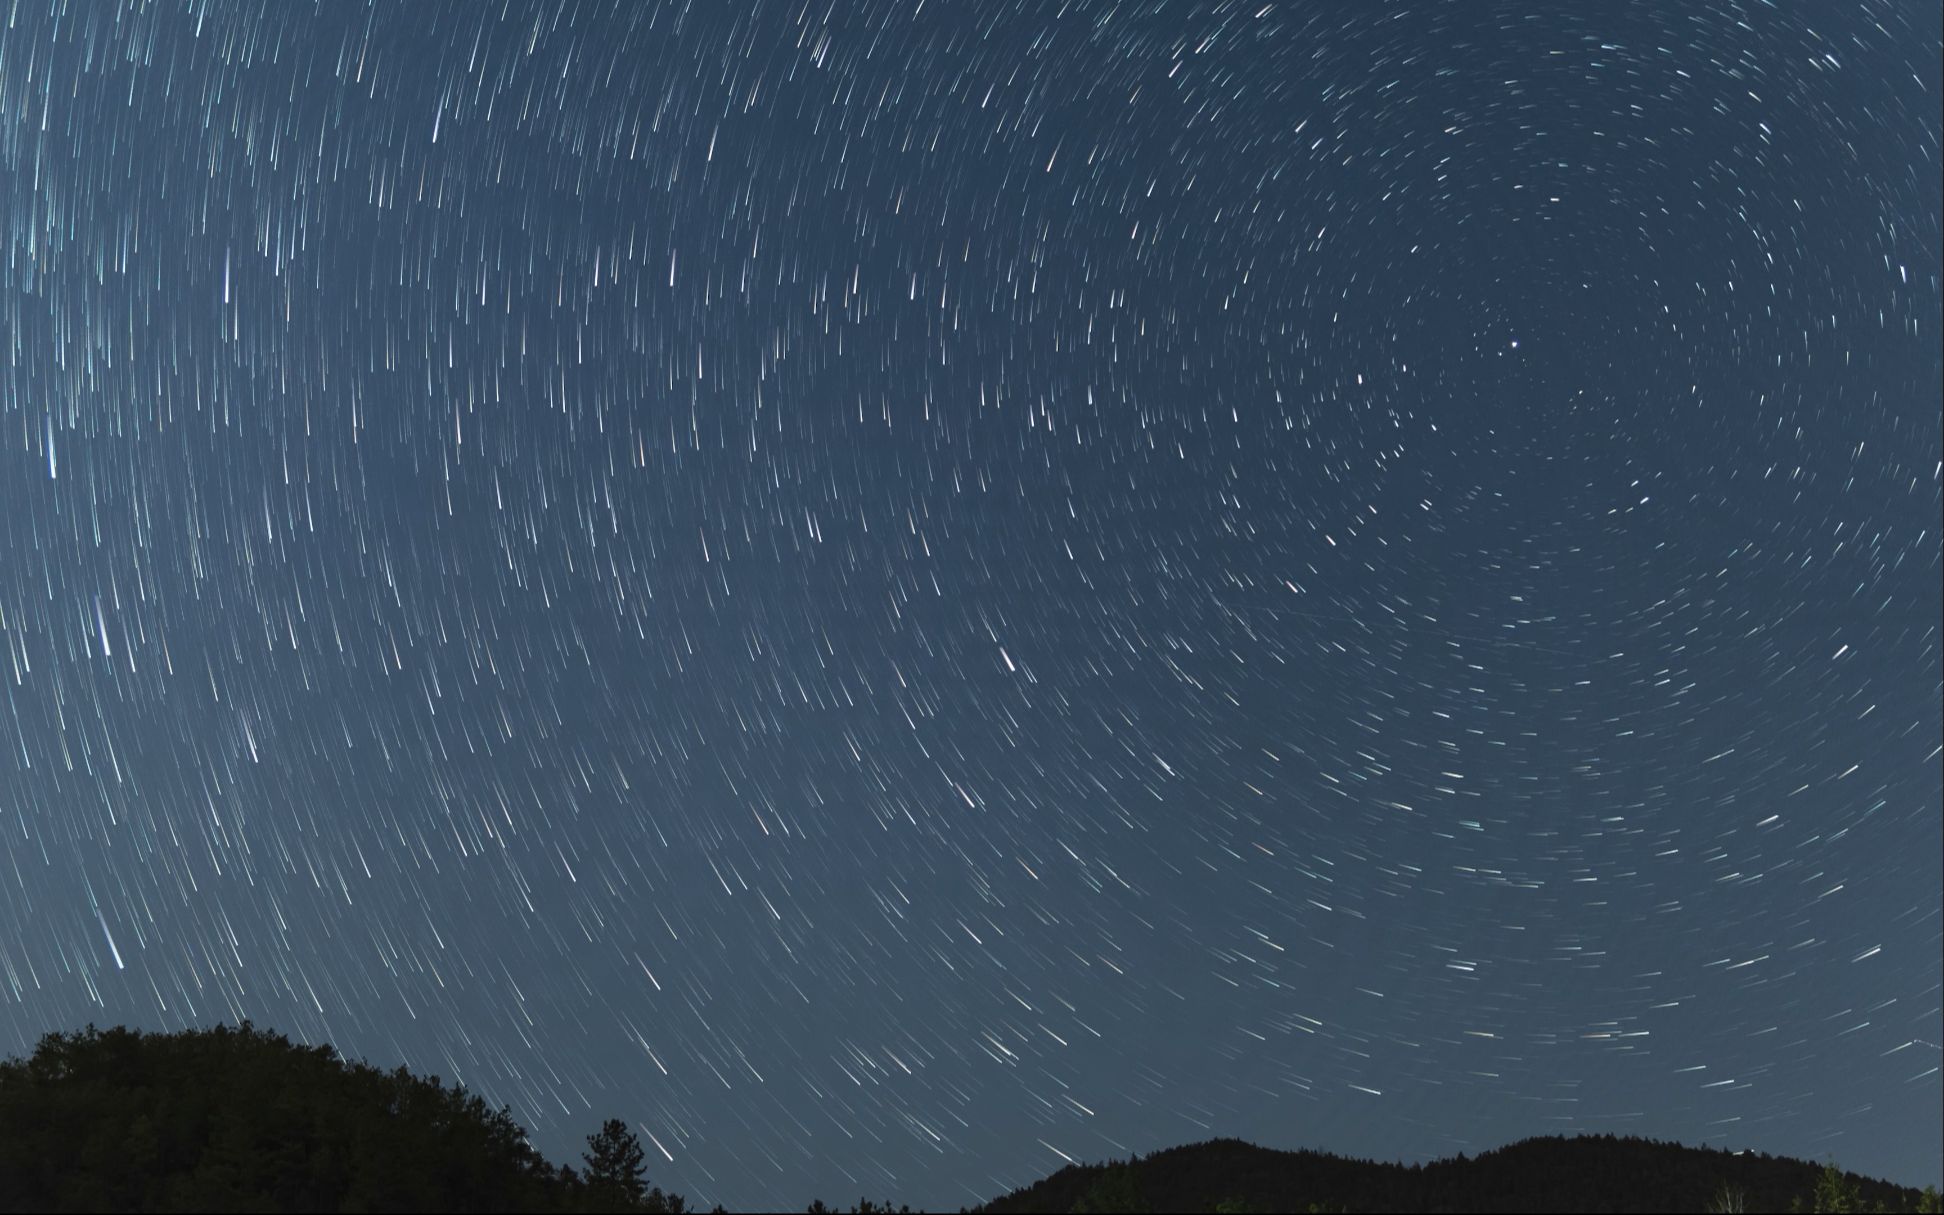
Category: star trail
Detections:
[{"x1": 1, "y1": 1, "x2": 1939, "y2": 1208}]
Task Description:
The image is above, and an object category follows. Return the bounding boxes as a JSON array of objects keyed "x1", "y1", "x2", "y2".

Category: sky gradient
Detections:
[{"x1": 1, "y1": 1, "x2": 1939, "y2": 1209}]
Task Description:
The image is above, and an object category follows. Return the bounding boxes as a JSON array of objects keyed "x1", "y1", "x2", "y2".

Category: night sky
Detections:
[{"x1": 2, "y1": 0, "x2": 1940, "y2": 1208}]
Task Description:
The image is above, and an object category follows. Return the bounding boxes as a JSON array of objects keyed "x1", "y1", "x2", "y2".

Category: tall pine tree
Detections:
[{"x1": 582, "y1": 1118, "x2": 649, "y2": 1204}]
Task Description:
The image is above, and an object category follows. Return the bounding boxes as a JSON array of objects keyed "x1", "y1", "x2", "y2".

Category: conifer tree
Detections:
[{"x1": 583, "y1": 1118, "x2": 650, "y2": 1203}]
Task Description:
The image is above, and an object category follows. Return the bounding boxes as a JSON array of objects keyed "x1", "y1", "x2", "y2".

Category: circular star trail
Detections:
[{"x1": 2, "y1": 1, "x2": 1939, "y2": 1208}]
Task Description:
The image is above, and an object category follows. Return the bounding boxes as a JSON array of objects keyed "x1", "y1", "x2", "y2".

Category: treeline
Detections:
[
  {"x1": 0, "y1": 1023, "x2": 687, "y2": 1212},
  {"x1": 2, "y1": 1023, "x2": 1936, "y2": 1213},
  {"x1": 0, "y1": 1023, "x2": 921, "y2": 1213}
]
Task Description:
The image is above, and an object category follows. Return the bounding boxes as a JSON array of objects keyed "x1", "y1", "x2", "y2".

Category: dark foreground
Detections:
[
  {"x1": 1, "y1": 1024, "x2": 1936, "y2": 1213},
  {"x1": 976, "y1": 1135, "x2": 1939, "y2": 1214}
]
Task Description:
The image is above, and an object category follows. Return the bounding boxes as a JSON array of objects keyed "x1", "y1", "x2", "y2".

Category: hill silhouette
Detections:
[
  {"x1": 2, "y1": 1023, "x2": 1937, "y2": 1213},
  {"x1": 0, "y1": 1023, "x2": 689, "y2": 1213},
  {"x1": 976, "y1": 1135, "x2": 1939, "y2": 1214}
]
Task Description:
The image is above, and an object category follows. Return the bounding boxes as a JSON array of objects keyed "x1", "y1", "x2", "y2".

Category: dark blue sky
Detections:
[{"x1": 1, "y1": 1, "x2": 1938, "y2": 1208}]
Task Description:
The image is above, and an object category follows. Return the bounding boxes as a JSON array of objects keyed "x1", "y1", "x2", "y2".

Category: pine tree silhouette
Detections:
[{"x1": 583, "y1": 1118, "x2": 650, "y2": 1203}]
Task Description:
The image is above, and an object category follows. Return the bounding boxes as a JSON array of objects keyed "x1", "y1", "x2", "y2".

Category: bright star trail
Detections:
[{"x1": 1, "y1": 2, "x2": 1939, "y2": 1209}]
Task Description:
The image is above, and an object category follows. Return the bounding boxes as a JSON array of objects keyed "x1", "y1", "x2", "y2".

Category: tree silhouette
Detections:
[
  {"x1": 583, "y1": 1117, "x2": 651, "y2": 1206},
  {"x1": 0, "y1": 1023, "x2": 690, "y2": 1213},
  {"x1": 1796, "y1": 1161, "x2": 1868, "y2": 1214}
]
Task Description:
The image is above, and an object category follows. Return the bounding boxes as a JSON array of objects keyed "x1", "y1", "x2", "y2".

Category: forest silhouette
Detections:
[
  {"x1": 0, "y1": 1024, "x2": 688, "y2": 1213},
  {"x1": 0, "y1": 1023, "x2": 1936, "y2": 1213}
]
